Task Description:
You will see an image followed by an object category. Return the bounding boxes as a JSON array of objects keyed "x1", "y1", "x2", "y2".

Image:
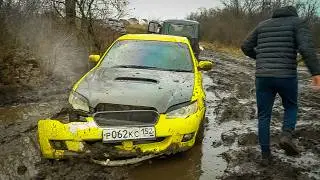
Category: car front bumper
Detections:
[{"x1": 38, "y1": 108, "x2": 205, "y2": 159}]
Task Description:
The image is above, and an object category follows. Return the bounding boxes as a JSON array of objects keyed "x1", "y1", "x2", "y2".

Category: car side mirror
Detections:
[
  {"x1": 89, "y1": 55, "x2": 100, "y2": 63},
  {"x1": 198, "y1": 60, "x2": 213, "y2": 71}
]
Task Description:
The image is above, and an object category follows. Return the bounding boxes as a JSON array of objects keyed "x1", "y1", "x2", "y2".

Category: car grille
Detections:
[
  {"x1": 93, "y1": 110, "x2": 159, "y2": 126},
  {"x1": 95, "y1": 103, "x2": 156, "y2": 112}
]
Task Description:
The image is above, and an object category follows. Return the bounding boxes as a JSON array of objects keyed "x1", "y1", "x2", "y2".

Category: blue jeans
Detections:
[{"x1": 256, "y1": 77, "x2": 298, "y2": 153}]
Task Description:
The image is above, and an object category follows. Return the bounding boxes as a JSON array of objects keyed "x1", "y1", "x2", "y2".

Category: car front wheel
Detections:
[{"x1": 195, "y1": 113, "x2": 206, "y2": 145}]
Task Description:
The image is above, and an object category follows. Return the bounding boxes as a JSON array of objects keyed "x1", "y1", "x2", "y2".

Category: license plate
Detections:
[{"x1": 102, "y1": 127, "x2": 155, "y2": 142}]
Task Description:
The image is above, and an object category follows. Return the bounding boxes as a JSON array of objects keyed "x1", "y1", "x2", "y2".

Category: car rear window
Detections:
[
  {"x1": 100, "y1": 40, "x2": 194, "y2": 72},
  {"x1": 167, "y1": 24, "x2": 195, "y2": 38}
]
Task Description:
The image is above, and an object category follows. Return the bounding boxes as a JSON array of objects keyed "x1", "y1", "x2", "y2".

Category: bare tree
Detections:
[
  {"x1": 65, "y1": 0, "x2": 76, "y2": 25},
  {"x1": 110, "y1": 0, "x2": 129, "y2": 18},
  {"x1": 220, "y1": 0, "x2": 244, "y2": 15},
  {"x1": 75, "y1": 0, "x2": 129, "y2": 21},
  {"x1": 296, "y1": 0, "x2": 319, "y2": 22},
  {"x1": 51, "y1": 0, "x2": 129, "y2": 25},
  {"x1": 188, "y1": 0, "x2": 320, "y2": 47},
  {"x1": 243, "y1": 0, "x2": 259, "y2": 15}
]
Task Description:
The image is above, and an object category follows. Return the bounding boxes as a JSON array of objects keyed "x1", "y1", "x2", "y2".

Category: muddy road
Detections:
[{"x1": 0, "y1": 50, "x2": 319, "y2": 180}]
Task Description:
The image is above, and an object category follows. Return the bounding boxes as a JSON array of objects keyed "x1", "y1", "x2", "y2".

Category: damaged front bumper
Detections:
[{"x1": 37, "y1": 109, "x2": 205, "y2": 161}]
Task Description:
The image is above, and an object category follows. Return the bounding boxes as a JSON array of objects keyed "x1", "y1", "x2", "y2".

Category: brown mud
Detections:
[{"x1": 0, "y1": 50, "x2": 319, "y2": 179}]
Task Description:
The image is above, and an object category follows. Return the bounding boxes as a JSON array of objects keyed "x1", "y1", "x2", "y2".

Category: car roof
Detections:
[
  {"x1": 163, "y1": 19, "x2": 199, "y2": 25},
  {"x1": 118, "y1": 34, "x2": 190, "y2": 44}
]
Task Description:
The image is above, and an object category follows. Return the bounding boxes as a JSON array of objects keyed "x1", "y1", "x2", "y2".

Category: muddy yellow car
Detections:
[{"x1": 38, "y1": 34, "x2": 213, "y2": 164}]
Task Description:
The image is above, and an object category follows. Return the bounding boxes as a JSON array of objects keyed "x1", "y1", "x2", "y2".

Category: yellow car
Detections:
[{"x1": 38, "y1": 34, "x2": 213, "y2": 164}]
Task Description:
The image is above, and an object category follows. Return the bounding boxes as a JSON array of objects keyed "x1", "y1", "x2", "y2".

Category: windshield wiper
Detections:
[
  {"x1": 112, "y1": 65, "x2": 159, "y2": 70},
  {"x1": 165, "y1": 69, "x2": 193, "y2": 72},
  {"x1": 113, "y1": 65, "x2": 192, "y2": 72}
]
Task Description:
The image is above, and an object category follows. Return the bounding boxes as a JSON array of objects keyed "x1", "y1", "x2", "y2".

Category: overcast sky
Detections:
[{"x1": 128, "y1": 0, "x2": 222, "y2": 20}]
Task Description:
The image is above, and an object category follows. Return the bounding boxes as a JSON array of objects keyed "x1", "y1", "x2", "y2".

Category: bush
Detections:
[
  {"x1": 126, "y1": 24, "x2": 147, "y2": 34},
  {"x1": 0, "y1": 1, "x2": 124, "y2": 89},
  {"x1": 188, "y1": 0, "x2": 320, "y2": 48}
]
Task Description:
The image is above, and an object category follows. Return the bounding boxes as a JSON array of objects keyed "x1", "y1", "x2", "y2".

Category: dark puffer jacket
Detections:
[{"x1": 241, "y1": 6, "x2": 320, "y2": 77}]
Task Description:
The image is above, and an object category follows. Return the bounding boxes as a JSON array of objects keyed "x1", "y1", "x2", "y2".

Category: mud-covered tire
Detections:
[
  {"x1": 50, "y1": 106, "x2": 85, "y2": 122},
  {"x1": 195, "y1": 114, "x2": 206, "y2": 145},
  {"x1": 51, "y1": 107, "x2": 70, "y2": 119}
]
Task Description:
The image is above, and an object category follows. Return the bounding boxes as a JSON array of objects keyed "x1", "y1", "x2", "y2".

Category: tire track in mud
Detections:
[
  {"x1": 0, "y1": 101, "x2": 65, "y2": 179},
  {"x1": 200, "y1": 51, "x2": 258, "y2": 179},
  {"x1": 202, "y1": 50, "x2": 320, "y2": 180}
]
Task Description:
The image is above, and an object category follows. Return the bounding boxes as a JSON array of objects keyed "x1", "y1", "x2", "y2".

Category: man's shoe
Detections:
[
  {"x1": 260, "y1": 152, "x2": 273, "y2": 167},
  {"x1": 279, "y1": 133, "x2": 300, "y2": 156}
]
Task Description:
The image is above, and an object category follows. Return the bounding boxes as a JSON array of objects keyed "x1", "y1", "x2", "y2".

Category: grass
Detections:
[
  {"x1": 199, "y1": 41, "x2": 310, "y2": 67},
  {"x1": 200, "y1": 41, "x2": 244, "y2": 58}
]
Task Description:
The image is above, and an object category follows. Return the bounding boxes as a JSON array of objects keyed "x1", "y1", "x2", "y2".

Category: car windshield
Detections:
[
  {"x1": 167, "y1": 24, "x2": 195, "y2": 38},
  {"x1": 100, "y1": 40, "x2": 193, "y2": 72}
]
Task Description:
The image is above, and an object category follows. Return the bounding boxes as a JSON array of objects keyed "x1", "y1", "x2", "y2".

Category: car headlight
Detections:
[
  {"x1": 68, "y1": 91, "x2": 90, "y2": 112},
  {"x1": 166, "y1": 101, "x2": 198, "y2": 119}
]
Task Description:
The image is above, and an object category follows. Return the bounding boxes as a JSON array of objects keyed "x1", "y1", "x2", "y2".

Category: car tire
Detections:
[
  {"x1": 195, "y1": 113, "x2": 206, "y2": 145},
  {"x1": 51, "y1": 107, "x2": 69, "y2": 119}
]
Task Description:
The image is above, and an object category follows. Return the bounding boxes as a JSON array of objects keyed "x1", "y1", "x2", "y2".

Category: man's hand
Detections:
[{"x1": 311, "y1": 75, "x2": 320, "y2": 91}]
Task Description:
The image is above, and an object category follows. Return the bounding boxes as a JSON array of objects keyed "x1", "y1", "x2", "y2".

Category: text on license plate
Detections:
[{"x1": 102, "y1": 127, "x2": 155, "y2": 142}]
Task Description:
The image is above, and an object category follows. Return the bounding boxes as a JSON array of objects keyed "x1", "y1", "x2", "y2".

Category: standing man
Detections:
[{"x1": 241, "y1": 6, "x2": 320, "y2": 165}]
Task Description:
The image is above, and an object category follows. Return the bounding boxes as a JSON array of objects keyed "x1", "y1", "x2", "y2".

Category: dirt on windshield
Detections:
[{"x1": 0, "y1": 50, "x2": 319, "y2": 180}]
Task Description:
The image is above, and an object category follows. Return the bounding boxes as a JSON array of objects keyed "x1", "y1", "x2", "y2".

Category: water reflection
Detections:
[{"x1": 129, "y1": 144, "x2": 203, "y2": 180}]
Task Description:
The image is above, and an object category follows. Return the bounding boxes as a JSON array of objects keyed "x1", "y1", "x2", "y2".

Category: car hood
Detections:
[{"x1": 76, "y1": 67, "x2": 195, "y2": 113}]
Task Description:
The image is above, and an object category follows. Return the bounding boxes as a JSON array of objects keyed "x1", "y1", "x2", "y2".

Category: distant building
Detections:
[
  {"x1": 120, "y1": 19, "x2": 130, "y2": 26},
  {"x1": 96, "y1": 18, "x2": 126, "y2": 34},
  {"x1": 128, "y1": 18, "x2": 139, "y2": 25},
  {"x1": 140, "y1": 19, "x2": 148, "y2": 25},
  {"x1": 105, "y1": 18, "x2": 125, "y2": 28}
]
